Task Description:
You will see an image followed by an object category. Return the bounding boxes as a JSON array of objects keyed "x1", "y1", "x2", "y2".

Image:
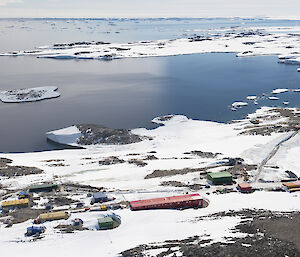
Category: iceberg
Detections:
[{"x1": 0, "y1": 86, "x2": 60, "y2": 103}]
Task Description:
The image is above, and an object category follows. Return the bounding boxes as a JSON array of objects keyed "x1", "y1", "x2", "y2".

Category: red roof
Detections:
[
  {"x1": 283, "y1": 181, "x2": 300, "y2": 188},
  {"x1": 238, "y1": 182, "x2": 252, "y2": 189},
  {"x1": 130, "y1": 194, "x2": 202, "y2": 209}
]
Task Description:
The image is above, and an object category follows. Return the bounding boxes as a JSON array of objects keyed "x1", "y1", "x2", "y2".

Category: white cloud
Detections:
[
  {"x1": 0, "y1": 0, "x2": 22, "y2": 6},
  {"x1": 0, "y1": 0, "x2": 299, "y2": 18}
]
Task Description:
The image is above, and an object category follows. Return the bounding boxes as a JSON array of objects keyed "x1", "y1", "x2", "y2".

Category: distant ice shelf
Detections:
[{"x1": 0, "y1": 86, "x2": 60, "y2": 103}]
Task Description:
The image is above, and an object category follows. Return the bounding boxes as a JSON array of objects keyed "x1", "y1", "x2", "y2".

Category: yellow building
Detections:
[
  {"x1": 38, "y1": 211, "x2": 69, "y2": 222},
  {"x1": 1, "y1": 198, "x2": 29, "y2": 208}
]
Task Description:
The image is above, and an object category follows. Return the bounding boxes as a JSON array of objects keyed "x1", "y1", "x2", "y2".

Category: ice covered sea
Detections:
[{"x1": 1, "y1": 18, "x2": 300, "y2": 152}]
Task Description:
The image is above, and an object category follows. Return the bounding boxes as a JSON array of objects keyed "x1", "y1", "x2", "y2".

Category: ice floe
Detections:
[
  {"x1": 268, "y1": 96, "x2": 280, "y2": 100},
  {"x1": 231, "y1": 101, "x2": 248, "y2": 108},
  {"x1": 0, "y1": 86, "x2": 60, "y2": 103},
  {"x1": 272, "y1": 88, "x2": 289, "y2": 94},
  {"x1": 246, "y1": 95, "x2": 257, "y2": 100}
]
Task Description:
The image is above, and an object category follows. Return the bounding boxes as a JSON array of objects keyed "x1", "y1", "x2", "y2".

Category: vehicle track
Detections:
[{"x1": 254, "y1": 130, "x2": 299, "y2": 182}]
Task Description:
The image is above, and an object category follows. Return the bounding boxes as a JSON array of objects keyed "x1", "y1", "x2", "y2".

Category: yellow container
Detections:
[
  {"x1": 39, "y1": 211, "x2": 69, "y2": 221},
  {"x1": 2, "y1": 198, "x2": 29, "y2": 208}
]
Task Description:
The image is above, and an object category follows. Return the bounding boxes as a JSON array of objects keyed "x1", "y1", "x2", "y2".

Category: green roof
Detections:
[
  {"x1": 29, "y1": 183, "x2": 57, "y2": 190},
  {"x1": 98, "y1": 217, "x2": 113, "y2": 223},
  {"x1": 207, "y1": 171, "x2": 232, "y2": 179}
]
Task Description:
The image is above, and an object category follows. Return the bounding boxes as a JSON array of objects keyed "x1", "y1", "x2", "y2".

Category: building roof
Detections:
[
  {"x1": 29, "y1": 183, "x2": 57, "y2": 190},
  {"x1": 238, "y1": 182, "x2": 252, "y2": 188},
  {"x1": 238, "y1": 182, "x2": 252, "y2": 189},
  {"x1": 19, "y1": 191, "x2": 29, "y2": 195},
  {"x1": 98, "y1": 217, "x2": 113, "y2": 223},
  {"x1": 39, "y1": 211, "x2": 68, "y2": 220},
  {"x1": 208, "y1": 171, "x2": 232, "y2": 179},
  {"x1": 283, "y1": 181, "x2": 300, "y2": 189},
  {"x1": 93, "y1": 192, "x2": 107, "y2": 198},
  {"x1": 129, "y1": 194, "x2": 202, "y2": 209},
  {"x1": 1, "y1": 198, "x2": 29, "y2": 207}
]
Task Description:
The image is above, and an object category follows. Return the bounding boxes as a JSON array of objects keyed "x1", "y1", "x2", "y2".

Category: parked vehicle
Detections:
[{"x1": 25, "y1": 226, "x2": 45, "y2": 237}]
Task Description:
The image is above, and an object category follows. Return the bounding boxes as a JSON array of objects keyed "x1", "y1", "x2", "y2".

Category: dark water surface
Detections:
[
  {"x1": 1, "y1": 18, "x2": 300, "y2": 152},
  {"x1": 1, "y1": 53, "x2": 300, "y2": 153}
]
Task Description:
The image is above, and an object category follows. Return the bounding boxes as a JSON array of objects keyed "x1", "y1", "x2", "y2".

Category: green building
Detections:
[
  {"x1": 207, "y1": 171, "x2": 232, "y2": 185},
  {"x1": 98, "y1": 217, "x2": 114, "y2": 230},
  {"x1": 28, "y1": 183, "x2": 58, "y2": 193}
]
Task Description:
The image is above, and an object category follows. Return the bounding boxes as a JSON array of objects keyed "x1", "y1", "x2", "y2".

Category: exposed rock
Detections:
[
  {"x1": 128, "y1": 159, "x2": 147, "y2": 167},
  {"x1": 184, "y1": 150, "x2": 221, "y2": 158},
  {"x1": 143, "y1": 155, "x2": 158, "y2": 160},
  {"x1": 76, "y1": 124, "x2": 146, "y2": 145},
  {"x1": 0, "y1": 158, "x2": 13, "y2": 166},
  {"x1": 145, "y1": 165, "x2": 220, "y2": 179},
  {"x1": 121, "y1": 210, "x2": 300, "y2": 257},
  {"x1": 99, "y1": 156, "x2": 125, "y2": 166},
  {"x1": 0, "y1": 165, "x2": 43, "y2": 177}
]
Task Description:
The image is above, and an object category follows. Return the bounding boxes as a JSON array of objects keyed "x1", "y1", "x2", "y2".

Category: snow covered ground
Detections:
[
  {"x1": 0, "y1": 86, "x2": 60, "y2": 103},
  {"x1": 0, "y1": 192, "x2": 299, "y2": 257},
  {"x1": 0, "y1": 107, "x2": 300, "y2": 256},
  {"x1": 1, "y1": 26, "x2": 300, "y2": 69}
]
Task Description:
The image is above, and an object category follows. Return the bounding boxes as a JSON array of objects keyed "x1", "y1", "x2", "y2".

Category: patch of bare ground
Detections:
[
  {"x1": 42, "y1": 159, "x2": 65, "y2": 163},
  {"x1": 54, "y1": 224, "x2": 89, "y2": 233},
  {"x1": 145, "y1": 166, "x2": 219, "y2": 179},
  {"x1": 0, "y1": 208, "x2": 47, "y2": 225},
  {"x1": 0, "y1": 157, "x2": 13, "y2": 166},
  {"x1": 224, "y1": 164, "x2": 257, "y2": 175},
  {"x1": 240, "y1": 108, "x2": 300, "y2": 136},
  {"x1": 47, "y1": 196, "x2": 78, "y2": 207},
  {"x1": 184, "y1": 151, "x2": 221, "y2": 158},
  {"x1": 128, "y1": 159, "x2": 148, "y2": 167},
  {"x1": 143, "y1": 155, "x2": 158, "y2": 160},
  {"x1": 121, "y1": 210, "x2": 300, "y2": 257},
  {"x1": 61, "y1": 183, "x2": 104, "y2": 192},
  {"x1": 99, "y1": 156, "x2": 125, "y2": 165},
  {"x1": 160, "y1": 181, "x2": 204, "y2": 190},
  {"x1": 0, "y1": 165, "x2": 43, "y2": 177}
]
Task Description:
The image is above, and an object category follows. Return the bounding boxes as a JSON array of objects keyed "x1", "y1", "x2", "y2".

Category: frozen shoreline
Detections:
[{"x1": 1, "y1": 26, "x2": 300, "y2": 68}]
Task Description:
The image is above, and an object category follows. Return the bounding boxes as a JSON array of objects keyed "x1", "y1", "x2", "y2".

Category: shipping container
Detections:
[
  {"x1": 129, "y1": 194, "x2": 203, "y2": 211},
  {"x1": 98, "y1": 217, "x2": 114, "y2": 230},
  {"x1": 38, "y1": 211, "x2": 69, "y2": 222},
  {"x1": 1, "y1": 198, "x2": 29, "y2": 208}
]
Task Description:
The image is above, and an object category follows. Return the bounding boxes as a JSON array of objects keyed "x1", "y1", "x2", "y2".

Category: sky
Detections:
[{"x1": 0, "y1": 0, "x2": 300, "y2": 19}]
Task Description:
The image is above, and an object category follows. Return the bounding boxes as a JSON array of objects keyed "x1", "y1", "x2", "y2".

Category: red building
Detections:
[
  {"x1": 237, "y1": 182, "x2": 252, "y2": 193},
  {"x1": 129, "y1": 194, "x2": 203, "y2": 211}
]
